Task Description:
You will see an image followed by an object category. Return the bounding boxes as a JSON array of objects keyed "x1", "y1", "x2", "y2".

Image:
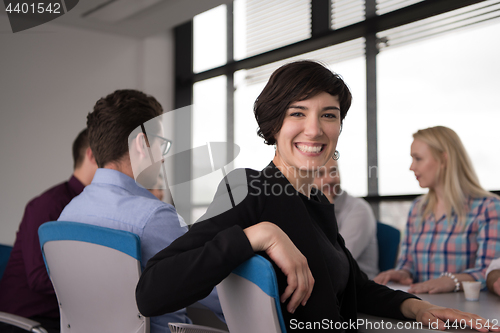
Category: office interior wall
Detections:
[{"x1": 0, "y1": 17, "x2": 174, "y2": 245}]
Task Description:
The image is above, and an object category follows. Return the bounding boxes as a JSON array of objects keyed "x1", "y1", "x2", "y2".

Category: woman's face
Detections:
[
  {"x1": 274, "y1": 92, "x2": 341, "y2": 173},
  {"x1": 410, "y1": 139, "x2": 442, "y2": 190}
]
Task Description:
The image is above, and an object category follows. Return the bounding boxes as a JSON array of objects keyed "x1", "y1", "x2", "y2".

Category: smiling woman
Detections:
[
  {"x1": 273, "y1": 92, "x2": 341, "y2": 197},
  {"x1": 136, "y1": 62, "x2": 498, "y2": 332}
]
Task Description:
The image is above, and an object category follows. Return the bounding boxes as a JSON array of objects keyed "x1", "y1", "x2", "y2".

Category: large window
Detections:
[
  {"x1": 378, "y1": 4, "x2": 500, "y2": 195},
  {"x1": 192, "y1": 75, "x2": 227, "y2": 205},
  {"x1": 177, "y1": 0, "x2": 500, "y2": 226},
  {"x1": 193, "y1": 5, "x2": 227, "y2": 73},
  {"x1": 234, "y1": 0, "x2": 311, "y2": 60}
]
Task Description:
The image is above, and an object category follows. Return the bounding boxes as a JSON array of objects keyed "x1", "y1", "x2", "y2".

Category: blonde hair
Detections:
[{"x1": 413, "y1": 126, "x2": 498, "y2": 226}]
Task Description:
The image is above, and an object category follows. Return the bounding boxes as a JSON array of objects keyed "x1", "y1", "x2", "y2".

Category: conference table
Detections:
[{"x1": 358, "y1": 283, "x2": 500, "y2": 332}]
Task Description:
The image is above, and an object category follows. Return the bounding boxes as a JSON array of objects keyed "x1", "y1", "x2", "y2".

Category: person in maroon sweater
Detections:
[{"x1": 0, "y1": 128, "x2": 97, "y2": 333}]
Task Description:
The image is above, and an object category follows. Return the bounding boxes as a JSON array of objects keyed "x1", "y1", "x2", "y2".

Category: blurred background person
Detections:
[
  {"x1": 148, "y1": 170, "x2": 175, "y2": 205},
  {"x1": 313, "y1": 157, "x2": 378, "y2": 279},
  {"x1": 486, "y1": 258, "x2": 500, "y2": 296},
  {"x1": 374, "y1": 126, "x2": 500, "y2": 294},
  {"x1": 149, "y1": 174, "x2": 165, "y2": 201},
  {"x1": 0, "y1": 128, "x2": 97, "y2": 333}
]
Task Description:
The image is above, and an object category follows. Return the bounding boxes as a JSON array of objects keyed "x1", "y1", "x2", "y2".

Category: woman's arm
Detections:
[
  {"x1": 136, "y1": 171, "x2": 259, "y2": 316},
  {"x1": 373, "y1": 268, "x2": 413, "y2": 285},
  {"x1": 461, "y1": 198, "x2": 500, "y2": 286},
  {"x1": 244, "y1": 222, "x2": 314, "y2": 314},
  {"x1": 136, "y1": 223, "x2": 255, "y2": 316},
  {"x1": 136, "y1": 220, "x2": 315, "y2": 317},
  {"x1": 400, "y1": 298, "x2": 500, "y2": 332},
  {"x1": 407, "y1": 273, "x2": 474, "y2": 294}
]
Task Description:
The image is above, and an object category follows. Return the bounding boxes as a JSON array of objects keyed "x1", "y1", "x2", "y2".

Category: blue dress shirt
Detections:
[{"x1": 58, "y1": 168, "x2": 223, "y2": 333}]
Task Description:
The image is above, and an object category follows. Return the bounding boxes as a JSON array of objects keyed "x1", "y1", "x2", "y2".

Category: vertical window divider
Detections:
[
  {"x1": 174, "y1": 21, "x2": 194, "y2": 224},
  {"x1": 227, "y1": 2, "x2": 235, "y2": 165},
  {"x1": 365, "y1": 0, "x2": 380, "y2": 219},
  {"x1": 312, "y1": 0, "x2": 332, "y2": 36}
]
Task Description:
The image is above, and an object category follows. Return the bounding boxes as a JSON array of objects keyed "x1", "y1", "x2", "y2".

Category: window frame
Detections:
[{"x1": 174, "y1": 0, "x2": 497, "y2": 223}]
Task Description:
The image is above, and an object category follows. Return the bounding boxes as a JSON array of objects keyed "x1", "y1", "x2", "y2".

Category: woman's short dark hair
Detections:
[
  {"x1": 254, "y1": 60, "x2": 352, "y2": 145},
  {"x1": 87, "y1": 89, "x2": 163, "y2": 168}
]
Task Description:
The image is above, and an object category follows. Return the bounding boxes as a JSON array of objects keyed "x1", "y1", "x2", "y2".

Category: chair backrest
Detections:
[
  {"x1": 0, "y1": 244, "x2": 13, "y2": 281},
  {"x1": 376, "y1": 222, "x2": 401, "y2": 272},
  {"x1": 38, "y1": 221, "x2": 149, "y2": 333},
  {"x1": 216, "y1": 255, "x2": 286, "y2": 333}
]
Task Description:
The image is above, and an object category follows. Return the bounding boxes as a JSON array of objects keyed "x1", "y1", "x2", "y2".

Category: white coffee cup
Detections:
[{"x1": 462, "y1": 281, "x2": 481, "y2": 301}]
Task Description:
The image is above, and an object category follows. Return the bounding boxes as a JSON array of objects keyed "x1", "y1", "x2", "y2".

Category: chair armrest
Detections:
[
  {"x1": 168, "y1": 322, "x2": 228, "y2": 333},
  {"x1": 0, "y1": 311, "x2": 48, "y2": 333}
]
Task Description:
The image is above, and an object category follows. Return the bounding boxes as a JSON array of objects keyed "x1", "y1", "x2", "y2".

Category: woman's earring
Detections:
[{"x1": 333, "y1": 150, "x2": 340, "y2": 160}]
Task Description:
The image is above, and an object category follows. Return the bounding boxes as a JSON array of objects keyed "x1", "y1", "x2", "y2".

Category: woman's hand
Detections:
[
  {"x1": 244, "y1": 222, "x2": 314, "y2": 314},
  {"x1": 408, "y1": 273, "x2": 475, "y2": 294},
  {"x1": 400, "y1": 299, "x2": 500, "y2": 332},
  {"x1": 373, "y1": 269, "x2": 412, "y2": 285},
  {"x1": 408, "y1": 277, "x2": 456, "y2": 294}
]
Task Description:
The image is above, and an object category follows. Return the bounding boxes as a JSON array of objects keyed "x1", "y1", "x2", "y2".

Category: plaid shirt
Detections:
[{"x1": 396, "y1": 196, "x2": 500, "y2": 288}]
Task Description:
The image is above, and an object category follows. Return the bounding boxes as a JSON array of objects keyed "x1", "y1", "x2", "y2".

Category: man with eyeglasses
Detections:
[{"x1": 58, "y1": 90, "x2": 224, "y2": 333}]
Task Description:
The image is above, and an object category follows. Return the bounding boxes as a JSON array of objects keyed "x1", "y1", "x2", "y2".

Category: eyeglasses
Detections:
[
  {"x1": 146, "y1": 133, "x2": 172, "y2": 157},
  {"x1": 140, "y1": 124, "x2": 172, "y2": 158}
]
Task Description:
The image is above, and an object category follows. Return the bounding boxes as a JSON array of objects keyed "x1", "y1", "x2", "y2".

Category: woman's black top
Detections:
[
  {"x1": 300, "y1": 190, "x2": 350, "y2": 309},
  {"x1": 136, "y1": 162, "x2": 418, "y2": 332}
]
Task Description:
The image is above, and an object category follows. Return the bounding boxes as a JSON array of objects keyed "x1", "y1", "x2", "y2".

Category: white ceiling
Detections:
[{"x1": 1, "y1": 0, "x2": 231, "y2": 38}]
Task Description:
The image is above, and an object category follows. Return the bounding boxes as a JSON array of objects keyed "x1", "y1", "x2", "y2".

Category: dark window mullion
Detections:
[
  {"x1": 366, "y1": 0, "x2": 379, "y2": 218},
  {"x1": 227, "y1": 2, "x2": 235, "y2": 164},
  {"x1": 312, "y1": 0, "x2": 332, "y2": 36},
  {"x1": 174, "y1": 21, "x2": 194, "y2": 224}
]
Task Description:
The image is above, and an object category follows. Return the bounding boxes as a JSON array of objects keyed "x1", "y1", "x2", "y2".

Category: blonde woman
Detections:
[{"x1": 374, "y1": 126, "x2": 500, "y2": 294}]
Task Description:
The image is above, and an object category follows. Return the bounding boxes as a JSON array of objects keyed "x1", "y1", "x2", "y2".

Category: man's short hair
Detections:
[
  {"x1": 72, "y1": 128, "x2": 90, "y2": 170},
  {"x1": 87, "y1": 89, "x2": 163, "y2": 168}
]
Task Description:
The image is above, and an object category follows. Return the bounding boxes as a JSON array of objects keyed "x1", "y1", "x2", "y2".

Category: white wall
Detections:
[{"x1": 0, "y1": 16, "x2": 174, "y2": 245}]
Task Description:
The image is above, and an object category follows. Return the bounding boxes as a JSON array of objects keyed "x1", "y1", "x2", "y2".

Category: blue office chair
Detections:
[
  {"x1": 38, "y1": 221, "x2": 149, "y2": 333},
  {"x1": 216, "y1": 254, "x2": 286, "y2": 333},
  {"x1": 0, "y1": 244, "x2": 13, "y2": 281},
  {"x1": 376, "y1": 222, "x2": 401, "y2": 272},
  {"x1": 38, "y1": 221, "x2": 223, "y2": 333},
  {"x1": 0, "y1": 244, "x2": 48, "y2": 332}
]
